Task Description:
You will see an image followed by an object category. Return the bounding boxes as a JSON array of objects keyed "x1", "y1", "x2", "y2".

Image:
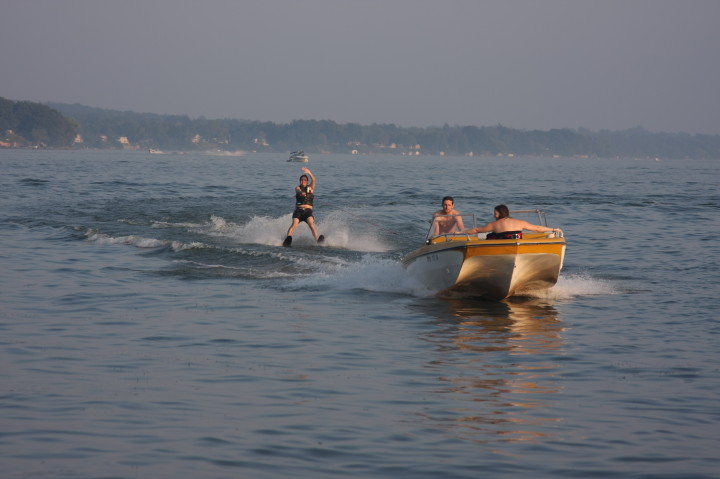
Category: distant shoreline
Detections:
[
  {"x1": 0, "y1": 145, "x2": 690, "y2": 162},
  {"x1": 2, "y1": 97, "x2": 719, "y2": 159}
]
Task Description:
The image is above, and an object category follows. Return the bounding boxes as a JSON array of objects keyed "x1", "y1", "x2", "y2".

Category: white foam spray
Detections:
[
  {"x1": 526, "y1": 273, "x2": 618, "y2": 300},
  {"x1": 291, "y1": 256, "x2": 435, "y2": 297},
  {"x1": 194, "y1": 212, "x2": 393, "y2": 251},
  {"x1": 86, "y1": 230, "x2": 206, "y2": 251}
]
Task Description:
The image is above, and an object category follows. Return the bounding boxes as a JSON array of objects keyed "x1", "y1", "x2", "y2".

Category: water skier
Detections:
[{"x1": 283, "y1": 167, "x2": 324, "y2": 246}]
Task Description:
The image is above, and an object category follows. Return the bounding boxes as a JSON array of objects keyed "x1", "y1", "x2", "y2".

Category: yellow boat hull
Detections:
[{"x1": 402, "y1": 233, "x2": 566, "y2": 301}]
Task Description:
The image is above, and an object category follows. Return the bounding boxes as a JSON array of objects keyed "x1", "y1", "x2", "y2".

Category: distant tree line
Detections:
[
  {"x1": 2, "y1": 97, "x2": 719, "y2": 159},
  {"x1": 0, "y1": 97, "x2": 78, "y2": 147}
]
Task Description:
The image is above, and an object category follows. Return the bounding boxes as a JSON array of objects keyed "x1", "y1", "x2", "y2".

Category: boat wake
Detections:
[
  {"x1": 84, "y1": 214, "x2": 618, "y2": 301},
  {"x1": 288, "y1": 256, "x2": 435, "y2": 298},
  {"x1": 85, "y1": 229, "x2": 207, "y2": 251},
  {"x1": 83, "y1": 212, "x2": 401, "y2": 283},
  {"x1": 149, "y1": 213, "x2": 394, "y2": 252},
  {"x1": 526, "y1": 273, "x2": 619, "y2": 300}
]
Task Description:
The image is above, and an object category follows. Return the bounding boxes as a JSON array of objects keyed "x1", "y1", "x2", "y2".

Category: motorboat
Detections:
[
  {"x1": 402, "y1": 210, "x2": 566, "y2": 301},
  {"x1": 288, "y1": 150, "x2": 309, "y2": 162}
]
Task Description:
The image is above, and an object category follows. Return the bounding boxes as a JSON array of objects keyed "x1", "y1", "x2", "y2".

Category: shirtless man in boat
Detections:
[
  {"x1": 463, "y1": 204, "x2": 561, "y2": 238},
  {"x1": 432, "y1": 196, "x2": 465, "y2": 235}
]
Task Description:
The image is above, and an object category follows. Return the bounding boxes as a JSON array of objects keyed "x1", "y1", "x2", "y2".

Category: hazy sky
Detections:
[{"x1": 2, "y1": 0, "x2": 719, "y2": 134}]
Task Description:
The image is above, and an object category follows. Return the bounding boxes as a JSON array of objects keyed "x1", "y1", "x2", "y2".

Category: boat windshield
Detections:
[{"x1": 510, "y1": 209, "x2": 549, "y2": 226}]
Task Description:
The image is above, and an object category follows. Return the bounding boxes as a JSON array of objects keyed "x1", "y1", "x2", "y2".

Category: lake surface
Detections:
[{"x1": 1, "y1": 149, "x2": 718, "y2": 478}]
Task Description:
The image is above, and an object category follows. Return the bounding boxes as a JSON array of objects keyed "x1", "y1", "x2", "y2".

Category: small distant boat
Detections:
[
  {"x1": 148, "y1": 148, "x2": 163, "y2": 154},
  {"x1": 402, "y1": 210, "x2": 566, "y2": 301},
  {"x1": 288, "y1": 150, "x2": 309, "y2": 162}
]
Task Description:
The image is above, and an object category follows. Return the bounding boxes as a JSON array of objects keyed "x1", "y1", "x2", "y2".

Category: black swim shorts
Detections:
[
  {"x1": 292, "y1": 207, "x2": 314, "y2": 223},
  {"x1": 486, "y1": 231, "x2": 523, "y2": 240}
]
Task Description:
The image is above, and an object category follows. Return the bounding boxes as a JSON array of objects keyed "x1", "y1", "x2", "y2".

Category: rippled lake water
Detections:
[{"x1": 1, "y1": 149, "x2": 718, "y2": 478}]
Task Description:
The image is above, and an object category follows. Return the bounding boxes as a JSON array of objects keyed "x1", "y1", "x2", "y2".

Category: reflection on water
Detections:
[
  {"x1": 444, "y1": 298, "x2": 565, "y2": 355},
  {"x1": 411, "y1": 298, "x2": 565, "y2": 444}
]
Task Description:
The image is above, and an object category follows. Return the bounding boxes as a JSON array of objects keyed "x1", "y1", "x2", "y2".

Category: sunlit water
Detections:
[{"x1": 1, "y1": 149, "x2": 718, "y2": 478}]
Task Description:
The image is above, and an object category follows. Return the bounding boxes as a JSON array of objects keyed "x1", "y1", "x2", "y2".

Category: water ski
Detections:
[{"x1": 282, "y1": 235, "x2": 324, "y2": 247}]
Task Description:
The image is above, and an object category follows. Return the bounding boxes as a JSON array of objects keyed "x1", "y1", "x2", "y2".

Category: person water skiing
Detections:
[{"x1": 283, "y1": 167, "x2": 324, "y2": 246}]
